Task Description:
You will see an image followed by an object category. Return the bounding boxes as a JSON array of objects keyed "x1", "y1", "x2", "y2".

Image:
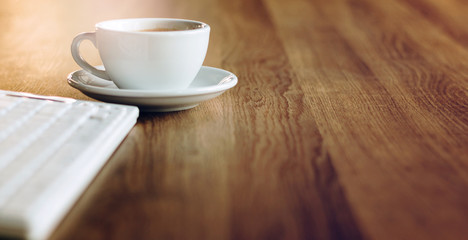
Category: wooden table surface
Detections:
[{"x1": 1, "y1": 0, "x2": 467, "y2": 239}]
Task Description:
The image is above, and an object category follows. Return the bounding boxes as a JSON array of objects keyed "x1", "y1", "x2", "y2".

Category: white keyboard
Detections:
[{"x1": 0, "y1": 90, "x2": 139, "y2": 240}]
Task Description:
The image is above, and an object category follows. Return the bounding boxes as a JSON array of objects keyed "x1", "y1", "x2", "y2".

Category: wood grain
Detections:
[
  {"x1": 264, "y1": 1, "x2": 468, "y2": 239},
  {"x1": 0, "y1": 0, "x2": 467, "y2": 239}
]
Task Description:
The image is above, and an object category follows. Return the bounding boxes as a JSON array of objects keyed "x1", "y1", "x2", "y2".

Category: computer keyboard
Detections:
[{"x1": 0, "y1": 90, "x2": 139, "y2": 240}]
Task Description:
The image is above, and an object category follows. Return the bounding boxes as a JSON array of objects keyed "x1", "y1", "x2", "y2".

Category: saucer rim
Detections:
[{"x1": 67, "y1": 66, "x2": 238, "y2": 98}]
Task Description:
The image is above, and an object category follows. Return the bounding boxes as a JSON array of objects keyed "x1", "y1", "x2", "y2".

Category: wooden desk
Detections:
[{"x1": 1, "y1": 0, "x2": 467, "y2": 239}]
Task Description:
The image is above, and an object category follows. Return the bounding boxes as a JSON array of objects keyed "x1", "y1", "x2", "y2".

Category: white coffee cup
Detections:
[{"x1": 71, "y1": 18, "x2": 210, "y2": 90}]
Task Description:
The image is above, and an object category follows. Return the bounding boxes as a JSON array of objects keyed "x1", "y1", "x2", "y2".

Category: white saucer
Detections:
[{"x1": 67, "y1": 66, "x2": 237, "y2": 112}]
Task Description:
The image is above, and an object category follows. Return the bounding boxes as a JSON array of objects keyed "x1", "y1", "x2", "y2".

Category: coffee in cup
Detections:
[{"x1": 71, "y1": 18, "x2": 210, "y2": 90}]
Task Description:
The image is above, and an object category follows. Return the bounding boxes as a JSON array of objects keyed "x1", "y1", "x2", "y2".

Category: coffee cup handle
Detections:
[{"x1": 71, "y1": 32, "x2": 111, "y2": 80}]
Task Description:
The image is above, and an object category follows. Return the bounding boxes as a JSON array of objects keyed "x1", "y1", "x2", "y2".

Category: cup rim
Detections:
[{"x1": 95, "y1": 18, "x2": 210, "y2": 34}]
